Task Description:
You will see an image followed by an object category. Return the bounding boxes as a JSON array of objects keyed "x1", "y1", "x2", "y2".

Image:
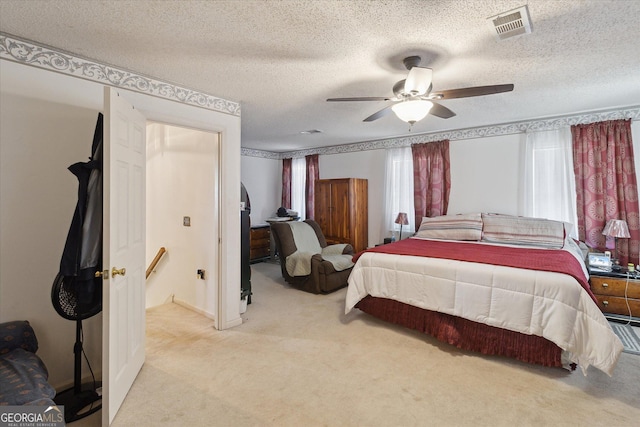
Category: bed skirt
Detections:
[{"x1": 355, "y1": 295, "x2": 565, "y2": 368}]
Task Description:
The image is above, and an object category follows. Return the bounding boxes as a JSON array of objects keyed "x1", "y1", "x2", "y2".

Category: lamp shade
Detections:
[
  {"x1": 602, "y1": 219, "x2": 631, "y2": 238},
  {"x1": 395, "y1": 212, "x2": 409, "y2": 226},
  {"x1": 391, "y1": 100, "x2": 433, "y2": 124}
]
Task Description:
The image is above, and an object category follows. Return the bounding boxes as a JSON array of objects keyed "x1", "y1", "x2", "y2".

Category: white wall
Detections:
[
  {"x1": 0, "y1": 93, "x2": 102, "y2": 388},
  {"x1": 448, "y1": 133, "x2": 525, "y2": 215},
  {"x1": 240, "y1": 156, "x2": 281, "y2": 224},
  {"x1": 146, "y1": 123, "x2": 219, "y2": 315}
]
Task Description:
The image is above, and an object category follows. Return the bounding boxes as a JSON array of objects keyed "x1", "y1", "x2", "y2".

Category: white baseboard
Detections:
[{"x1": 172, "y1": 296, "x2": 216, "y2": 321}]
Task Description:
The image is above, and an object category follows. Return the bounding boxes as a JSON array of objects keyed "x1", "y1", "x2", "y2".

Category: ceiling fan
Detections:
[{"x1": 327, "y1": 56, "x2": 514, "y2": 126}]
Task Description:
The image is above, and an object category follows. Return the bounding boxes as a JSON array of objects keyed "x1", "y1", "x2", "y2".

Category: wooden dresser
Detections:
[
  {"x1": 589, "y1": 270, "x2": 640, "y2": 318},
  {"x1": 314, "y1": 178, "x2": 368, "y2": 252},
  {"x1": 249, "y1": 225, "x2": 271, "y2": 262}
]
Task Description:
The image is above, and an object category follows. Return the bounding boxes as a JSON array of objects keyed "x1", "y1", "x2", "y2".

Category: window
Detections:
[
  {"x1": 523, "y1": 127, "x2": 578, "y2": 238},
  {"x1": 291, "y1": 157, "x2": 306, "y2": 220},
  {"x1": 383, "y1": 147, "x2": 415, "y2": 239}
]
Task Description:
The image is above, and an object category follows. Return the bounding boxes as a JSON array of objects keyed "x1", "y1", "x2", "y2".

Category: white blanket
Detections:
[{"x1": 345, "y1": 250, "x2": 623, "y2": 375}]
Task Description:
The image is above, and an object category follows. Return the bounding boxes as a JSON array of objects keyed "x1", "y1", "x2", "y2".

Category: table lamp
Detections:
[
  {"x1": 395, "y1": 212, "x2": 409, "y2": 241},
  {"x1": 602, "y1": 219, "x2": 630, "y2": 268}
]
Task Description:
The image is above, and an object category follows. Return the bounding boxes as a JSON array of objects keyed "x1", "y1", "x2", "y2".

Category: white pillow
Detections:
[
  {"x1": 481, "y1": 213, "x2": 565, "y2": 249},
  {"x1": 415, "y1": 213, "x2": 483, "y2": 241}
]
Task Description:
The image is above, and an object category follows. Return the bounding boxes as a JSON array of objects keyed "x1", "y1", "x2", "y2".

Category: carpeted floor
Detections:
[{"x1": 75, "y1": 261, "x2": 640, "y2": 426}]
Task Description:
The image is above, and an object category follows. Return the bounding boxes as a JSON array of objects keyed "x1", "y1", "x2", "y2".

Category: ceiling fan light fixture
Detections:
[
  {"x1": 392, "y1": 100, "x2": 433, "y2": 124},
  {"x1": 404, "y1": 67, "x2": 433, "y2": 96}
]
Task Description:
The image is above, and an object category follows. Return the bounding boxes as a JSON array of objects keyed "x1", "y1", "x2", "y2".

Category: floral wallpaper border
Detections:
[
  {"x1": 243, "y1": 106, "x2": 640, "y2": 159},
  {"x1": 0, "y1": 33, "x2": 240, "y2": 116}
]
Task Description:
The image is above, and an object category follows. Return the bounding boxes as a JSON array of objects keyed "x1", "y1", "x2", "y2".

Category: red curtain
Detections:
[
  {"x1": 411, "y1": 140, "x2": 451, "y2": 225},
  {"x1": 281, "y1": 158, "x2": 292, "y2": 208},
  {"x1": 572, "y1": 119, "x2": 639, "y2": 266},
  {"x1": 305, "y1": 154, "x2": 319, "y2": 219}
]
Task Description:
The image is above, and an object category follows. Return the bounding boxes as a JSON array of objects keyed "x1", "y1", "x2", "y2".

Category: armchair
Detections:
[{"x1": 270, "y1": 219, "x2": 354, "y2": 293}]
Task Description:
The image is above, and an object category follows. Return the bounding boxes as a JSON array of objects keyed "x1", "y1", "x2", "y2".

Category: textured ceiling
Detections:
[{"x1": 1, "y1": 0, "x2": 639, "y2": 152}]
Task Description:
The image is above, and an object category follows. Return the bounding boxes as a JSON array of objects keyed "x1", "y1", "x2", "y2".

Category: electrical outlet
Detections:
[{"x1": 183, "y1": 216, "x2": 191, "y2": 226}]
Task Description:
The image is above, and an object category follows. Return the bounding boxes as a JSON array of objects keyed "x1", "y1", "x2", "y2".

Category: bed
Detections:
[{"x1": 345, "y1": 213, "x2": 623, "y2": 375}]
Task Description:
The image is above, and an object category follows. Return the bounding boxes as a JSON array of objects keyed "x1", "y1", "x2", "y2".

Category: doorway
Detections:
[
  {"x1": 1, "y1": 54, "x2": 242, "y2": 425},
  {"x1": 145, "y1": 122, "x2": 220, "y2": 318}
]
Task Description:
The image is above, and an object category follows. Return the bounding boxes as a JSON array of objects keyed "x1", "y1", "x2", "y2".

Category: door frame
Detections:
[{"x1": 110, "y1": 88, "x2": 242, "y2": 331}]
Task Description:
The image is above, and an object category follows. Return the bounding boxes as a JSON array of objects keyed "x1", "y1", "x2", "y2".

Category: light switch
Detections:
[{"x1": 183, "y1": 216, "x2": 191, "y2": 226}]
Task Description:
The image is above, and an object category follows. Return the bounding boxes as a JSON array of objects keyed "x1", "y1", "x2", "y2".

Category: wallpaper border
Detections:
[
  {"x1": 0, "y1": 32, "x2": 241, "y2": 116},
  {"x1": 243, "y1": 106, "x2": 640, "y2": 159}
]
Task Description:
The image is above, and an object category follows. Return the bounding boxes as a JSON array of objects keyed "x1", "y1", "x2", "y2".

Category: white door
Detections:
[{"x1": 102, "y1": 87, "x2": 146, "y2": 425}]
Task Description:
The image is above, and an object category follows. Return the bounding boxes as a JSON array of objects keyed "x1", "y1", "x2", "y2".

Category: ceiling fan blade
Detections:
[
  {"x1": 404, "y1": 67, "x2": 432, "y2": 96},
  {"x1": 432, "y1": 84, "x2": 514, "y2": 100},
  {"x1": 363, "y1": 105, "x2": 394, "y2": 122},
  {"x1": 429, "y1": 102, "x2": 456, "y2": 119},
  {"x1": 327, "y1": 96, "x2": 392, "y2": 102}
]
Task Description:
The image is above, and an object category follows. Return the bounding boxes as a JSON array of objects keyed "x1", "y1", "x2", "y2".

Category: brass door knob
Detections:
[{"x1": 112, "y1": 267, "x2": 126, "y2": 277}]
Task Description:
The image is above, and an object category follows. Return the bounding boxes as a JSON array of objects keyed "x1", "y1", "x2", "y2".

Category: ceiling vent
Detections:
[{"x1": 488, "y1": 5, "x2": 532, "y2": 40}]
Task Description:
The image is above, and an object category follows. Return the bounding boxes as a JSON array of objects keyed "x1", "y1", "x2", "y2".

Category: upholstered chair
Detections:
[{"x1": 270, "y1": 219, "x2": 354, "y2": 293}]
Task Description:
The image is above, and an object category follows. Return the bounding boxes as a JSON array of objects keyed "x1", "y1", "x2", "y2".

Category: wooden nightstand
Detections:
[
  {"x1": 589, "y1": 268, "x2": 640, "y2": 325},
  {"x1": 249, "y1": 225, "x2": 271, "y2": 263}
]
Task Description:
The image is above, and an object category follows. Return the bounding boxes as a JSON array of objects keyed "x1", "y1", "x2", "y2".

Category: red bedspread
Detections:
[{"x1": 354, "y1": 238, "x2": 596, "y2": 303}]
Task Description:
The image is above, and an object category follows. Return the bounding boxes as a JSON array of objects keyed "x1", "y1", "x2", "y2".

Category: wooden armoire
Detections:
[{"x1": 314, "y1": 178, "x2": 368, "y2": 252}]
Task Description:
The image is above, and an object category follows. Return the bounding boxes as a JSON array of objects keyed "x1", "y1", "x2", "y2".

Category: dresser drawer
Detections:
[
  {"x1": 251, "y1": 237, "x2": 270, "y2": 247},
  {"x1": 251, "y1": 227, "x2": 270, "y2": 240},
  {"x1": 250, "y1": 226, "x2": 271, "y2": 261},
  {"x1": 593, "y1": 294, "x2": 640, "y2": 317},
  {"x1": 590, "y1": 276, "x2": 640, "y2": 298},
  {"x1": 250, "y1": 246, "x2": 270, "y2": 260}
]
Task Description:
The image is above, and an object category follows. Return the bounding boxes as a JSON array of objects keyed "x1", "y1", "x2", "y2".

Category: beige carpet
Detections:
[{"x1": 76, "y1": 261, "x2": 640, "y2": 426}]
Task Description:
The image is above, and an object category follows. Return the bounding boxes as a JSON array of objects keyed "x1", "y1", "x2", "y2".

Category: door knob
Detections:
[{"x1": 112, "y1": 267, "x2": 126, "y2": 277}]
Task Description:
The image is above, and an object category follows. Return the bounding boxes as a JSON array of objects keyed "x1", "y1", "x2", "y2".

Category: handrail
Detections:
[{"x1": 146, "y1": 247, "x2": 167, "y2": 279}]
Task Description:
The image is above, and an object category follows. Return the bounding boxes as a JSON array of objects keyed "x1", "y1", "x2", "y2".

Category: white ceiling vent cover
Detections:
[{"x1": 488, "y1": 5, "x2": 532, "y2": 40}]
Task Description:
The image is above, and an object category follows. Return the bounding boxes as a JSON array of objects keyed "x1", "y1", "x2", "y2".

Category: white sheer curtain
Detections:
[
  {"x1": 291, "y1": 157, "x2": 306, "y2": 220},
  {"x1": 523, "y1": 127, "x2": 578, "y2": 238},
  {"x1": 383, "y1": 147, "x2": 415, "y2": 240}
]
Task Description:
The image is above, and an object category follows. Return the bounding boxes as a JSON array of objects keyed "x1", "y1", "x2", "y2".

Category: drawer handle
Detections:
[
  {"x1": 602, "y1": 300, "x2": 609, "y2": 306},
  {"x1": 602, "y1": 283, "x2": 609, "y2": 288}
]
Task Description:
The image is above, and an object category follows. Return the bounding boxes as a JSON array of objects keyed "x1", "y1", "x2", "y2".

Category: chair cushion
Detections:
[
  {"x1": 286, "y1": 251, "x2": 317, "y2": 276},
  {"x1": 289, "y1": 222, "x2": 322, "y2": 253},
  {"x1": 0, "y1": 321, "x2": 38, "y2": 355},
  {"x1": 0, "y1": 349, "x2": 56, "y2": 406},
  {"x1": 319, "y1": 254, "x2": 354, "y2": 272}
]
